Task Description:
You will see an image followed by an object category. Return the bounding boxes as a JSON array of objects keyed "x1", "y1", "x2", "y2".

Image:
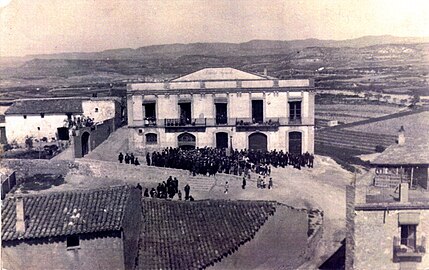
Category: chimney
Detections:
[
  {"x1": 263, "y1": 68, "x2": 267, "y2": 77},
  {"x1": 15, "y1": 196, "x2": 26, "y2": 234},
  {"x1": 397, "y1": 126, "x2": 405, "y2": 145},
  {"x1": 399, "y1": 183, "x2": 409, "y2": 203}
]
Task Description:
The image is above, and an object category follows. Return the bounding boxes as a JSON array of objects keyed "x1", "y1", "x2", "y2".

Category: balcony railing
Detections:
[
  {"x1": 288, "y1": 117, "x2": 302, "y2": 125},
  {"x1": 131, "y1": 116, "x2": 314, "y2": 128},
  {"x1": 393, "y1": 236, "x2": 426, "y2": 262},
  {"x1": 164, "y1": 118, "x2": 207, "y2": 127},
  {"x1": 235, "y1": 118, "x2": 280, "y2": 132}
]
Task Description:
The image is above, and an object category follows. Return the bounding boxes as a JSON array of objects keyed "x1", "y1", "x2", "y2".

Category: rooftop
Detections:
[
  {"x1": 371, "y1": 135, "x2": 429, "y2": 165},
  {"x1": 5, "y1": 97, "x2": 121, "y2": 115},
  {"x1": 5, "y1": 98, "x2": 84, "y2": 115},
  {"x1": 128, "y1": 67, "x2": 313, "y2": 92},
  {"x1": 1, "y1": 185, "x2": 133, "y2": 241},
  {"x1": 172, "y1": 67, "x2": 271, "y2": 81}
]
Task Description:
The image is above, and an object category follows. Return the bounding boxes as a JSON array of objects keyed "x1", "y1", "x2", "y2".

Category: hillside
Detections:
[{"x1": 0, "y1": 36, "x2": 428, "y2": 99}]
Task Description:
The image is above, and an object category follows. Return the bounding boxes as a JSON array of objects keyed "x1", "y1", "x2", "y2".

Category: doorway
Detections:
[
  {"x1": 248, "y1": 132, "x2": 267, "y2": 152},
  {"x1": 81, "y1": 132, "x2": 90, "y2": 157},
  {"x1": 252, "y1": 100, "x2": 263, "y2": 123},
  {"x1": 289, "y1": 131, "x2": 302, "y2": 155}
]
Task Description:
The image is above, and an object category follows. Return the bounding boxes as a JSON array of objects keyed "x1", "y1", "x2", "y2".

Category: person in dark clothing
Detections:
[
  {"x1": 242, "y1": 177, "x2": 246, "y2": 189},
  {"x1": 124, "y1": 153, "x2": 130, "y2": 164},
  {"x1": 178, "y1": 190, "x2": 182, "y2": 200},
  {"x1": 309, "y1": 154, "x2": 314, "y2": 168},
  {"x1": 118, "y1": 152, "x2": 124, "y2": 163},
  {"x1": 184, "y1": 184, "x2": 190, "y2": 200},
  {"x1": 146, "y1": 152, "x2": 151, "y2": 166},
  {"x1": 150, "y1": 188, "x2": 156, "y2": 198},
  {"x1": 144, "y1": 188, "x2": 149, "y2": 197},
  {"x1": 136, "y1": 183, "x2": 142, "y2": 195},
  {"x1": 130, "y1": 153, "x2": 135, "y2": 165},
  {"x1": 134, "y1": 157, "x2": 140, "y2": 166}
]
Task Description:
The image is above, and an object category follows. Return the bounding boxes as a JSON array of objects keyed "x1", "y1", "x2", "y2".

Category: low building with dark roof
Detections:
[
  {"x1": 4, "y1": 97, "x2": 122, "y2": 145},
  {"x1": 345, "y1": 129, "x2": 429, "y2": 269},
  {"x1": 1, "y1": 185, "x2": 142, "y2": 270},
  {"x1": 371, "y1": 126, "x2": 429, "y2": 189}
]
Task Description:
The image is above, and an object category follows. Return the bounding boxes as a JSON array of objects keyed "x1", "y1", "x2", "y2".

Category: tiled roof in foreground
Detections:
[
  {"x1": 139, "y1": 199, "x2": 276, "y2": 270},
  {"x1": 1, "y1": 185, "x2": 132, "y2": 241}
]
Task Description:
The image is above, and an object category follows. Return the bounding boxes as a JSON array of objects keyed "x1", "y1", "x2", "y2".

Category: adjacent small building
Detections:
[
  {"x1": 371, "y1": 127, "x2": 429, "y2": 190},
  {"x1": 4, "y1": 97, "x2": 122, "y2": 144},
  {"x1": 346, "y1": 131, "x2": 429, "y2": 270},
  {"x1": 127, "y1": 67, "x2": 315, "y2": 154},
  {"x1": 1, "y1": 185, "x2": 142, "y2": 270}
]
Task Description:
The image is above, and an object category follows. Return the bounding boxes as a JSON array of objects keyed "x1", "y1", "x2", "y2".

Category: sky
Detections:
[{"x1": 1, "y1": 0, "x2": 429, "y2": 57}]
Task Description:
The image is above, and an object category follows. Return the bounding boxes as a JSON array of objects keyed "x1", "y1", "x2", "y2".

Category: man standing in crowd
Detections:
[
  {"x1": 118, "y1": 152, "x2": 124, "y2": 163},
  {"x1": 184, "y1": 184, "x2": 190, "y2": 200}
]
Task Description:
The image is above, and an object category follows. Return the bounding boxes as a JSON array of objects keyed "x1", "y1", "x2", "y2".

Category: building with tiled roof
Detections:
[
  {"x1": 371, "y1": 127, "x2": 429, "y2": 190},
  {"x1": 345, "y1": 129, "x2": 429, "y2": 269},
  {"x1": 127, "y1": 67, "x2": 315, "y2": 154},
  {"x1": 1, "y1": 185, "x2": 142, "y2": 270},
  {"x1": 4, "y1": 96, "x2": 122, "y2": 145}
]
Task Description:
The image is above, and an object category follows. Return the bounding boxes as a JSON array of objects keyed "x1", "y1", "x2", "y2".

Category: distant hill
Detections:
[{"x1": 19, "y1": 35, "x2": 429, "y2": 61}]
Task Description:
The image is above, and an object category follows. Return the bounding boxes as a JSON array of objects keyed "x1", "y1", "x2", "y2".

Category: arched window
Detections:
[{"x1": 145, "y1": 133, "x2": 157, "y2": 145}]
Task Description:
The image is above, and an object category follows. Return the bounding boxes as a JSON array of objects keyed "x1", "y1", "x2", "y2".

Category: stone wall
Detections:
[
  {"x1": 2, "y1": 232, "x2": 125, "y2": 270},
  {"x1": 345, "y1": 184, "x2": 355, "y2": 270},
  {"x1": 73, "y1": 118, "x2": 115, "y2": 158},
  {"x1": 122, "y1": 188, "x2": 143, "y2": 269},
  {"x1": 353, "y1": 208, "x2": 429, "y2": 270},
  {"x1": 5, "y1": 114, "x2": 71, "y2": 144},
  {"x1": 0, "y1": 159, "x2": 73, "y2": 183}
]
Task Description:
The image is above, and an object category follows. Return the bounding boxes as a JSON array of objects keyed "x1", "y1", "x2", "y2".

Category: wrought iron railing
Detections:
[{"x1": 393, "y1": 236, "x2": 426, "y2": 254}]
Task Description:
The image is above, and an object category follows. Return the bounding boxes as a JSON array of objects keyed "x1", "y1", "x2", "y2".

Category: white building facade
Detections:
[
  {"x1": 127, "y1": 68, "x2": 315, "y2": 154},
  {"x1": 4, "y1": 97, "x2": 121, "y2": 144}
]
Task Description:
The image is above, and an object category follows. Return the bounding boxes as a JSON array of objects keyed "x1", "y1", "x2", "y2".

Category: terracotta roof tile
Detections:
[
  {"x1": 372, "y1": 136, "x2": 429, "y2": 165},
  {"x1": 1, "y1": 185, "x2": 132, "y2": 241},
  {"x1": 5, "y1": 98, "x2": 84, "y2": 115}
]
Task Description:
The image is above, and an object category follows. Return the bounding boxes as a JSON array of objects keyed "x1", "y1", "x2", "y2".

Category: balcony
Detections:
[
  {"x1": 143, "y1": 117, "x2": 157, "y2": 127},
  {"x1": 288, "y1": 117, "x2": 302, "y2": 125},
  {"x1": 393, "y1": 236, "x2": 426, "y2": 262},
  {"x1": 164, "y1": 118, "x2": 207, "y2": 132},
  {"x1": 235, "y1": 118, "x2": 280, "y2": 132}
]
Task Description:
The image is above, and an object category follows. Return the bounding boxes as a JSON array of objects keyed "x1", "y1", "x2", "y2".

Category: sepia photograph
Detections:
[{"x1": 0, "y1": 0, "x2": 428, "y2": 269}]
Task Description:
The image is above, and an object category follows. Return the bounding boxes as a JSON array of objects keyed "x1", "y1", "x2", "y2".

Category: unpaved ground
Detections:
[{"x1": 8, "y1": 126, "x2": 353, "y2": 269}]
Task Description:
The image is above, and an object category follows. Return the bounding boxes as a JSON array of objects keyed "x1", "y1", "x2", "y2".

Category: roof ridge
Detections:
[{"x1": 7, "y1": 184, "x2": 131, "y2": 200}]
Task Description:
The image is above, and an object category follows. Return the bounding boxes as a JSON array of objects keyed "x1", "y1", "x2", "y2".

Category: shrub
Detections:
[{"x1": 375, "y1": 145, "x2": 386, "y2": 153}]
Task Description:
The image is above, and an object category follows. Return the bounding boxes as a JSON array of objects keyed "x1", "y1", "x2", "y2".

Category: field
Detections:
[
  {"x1": 346, "y1": 110, "x2": 429, "y2": 136},
  {"x1": 316, "y1": 103, "x2": 405, "y2": 124}
]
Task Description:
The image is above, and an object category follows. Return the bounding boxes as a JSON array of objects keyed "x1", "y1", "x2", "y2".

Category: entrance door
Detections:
[
  {"x1": 289, "y1": 132, "x2": 302, "y2": 155},
  {"x1": 248, "y1": 133, "x2": 267, "y2": 152},
  {"x1": 179, "y1": 102, "x2": 192, "y2": 125},
  {"x1": 81, "y1": 132, "x2": 90, "y2": 157},
  {"x1": 178, "y1": 132, "x2": 196, "y2": 149},
  {"x1": 215, "y1": 103, "x2": 227, "y2": 124},
  {"x1": 252, "y1": 100, "x2": 263, "y2": 123},
  {"x1": 216, "y1": 132, "x2": 229, "y2": 149}
]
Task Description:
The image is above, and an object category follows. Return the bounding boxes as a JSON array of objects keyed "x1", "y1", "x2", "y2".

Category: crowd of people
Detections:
[
  {"x1": 118, "y1": 152, "x2": 141, "y2": 165},
  {"x1": 137, "y1": 176, "x2": 194, "y2": 201},
  {"x1": 67, "y1": 115, "x2": 95, "y2": 130},
  {"x1": 146, "y1": 147, "x2": 314, "y2": 177}
]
